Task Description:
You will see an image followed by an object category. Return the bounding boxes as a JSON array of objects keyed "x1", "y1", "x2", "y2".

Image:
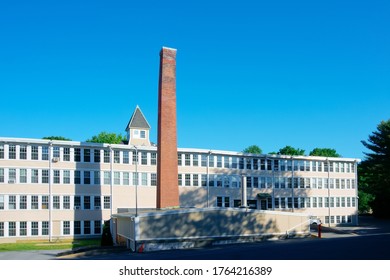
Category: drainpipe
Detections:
[
  {"x1": 242, "y1": 173, "x2": 248, "y2": 208},
  {"x1": 291, "y1": 157, "x2": 294, "y2": 212},
  {"x1": 327, "y1": 158, "x2": 331, "y2": 227},
  {"x1": 48, "y1": 141, "x2": 53, "y2": 242},
  {"x1": 354, "y1": 160, "x2": 359, "y2": 226},
  {"x1": 207, "y1": 151, "x2": 211, "y2": 208}
]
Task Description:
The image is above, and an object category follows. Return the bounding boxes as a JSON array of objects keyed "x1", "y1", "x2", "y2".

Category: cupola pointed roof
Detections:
[{"x1": 126, "y1": 106, "x2": 151, "y2": 131}]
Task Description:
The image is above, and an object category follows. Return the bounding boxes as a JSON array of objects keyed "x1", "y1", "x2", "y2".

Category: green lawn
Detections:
[{"x1": 0, "y1": 239, "x2": 101, "y2": 252}]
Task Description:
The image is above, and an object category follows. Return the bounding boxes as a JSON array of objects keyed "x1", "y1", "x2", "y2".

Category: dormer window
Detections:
[{"x1": 133, "y1": 130, "x2": 146, "y2": 139}]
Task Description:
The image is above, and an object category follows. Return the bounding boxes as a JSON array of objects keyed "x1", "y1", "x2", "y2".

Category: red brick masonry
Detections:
[{"x1": 157, "y1": 47, "x2": 180, "y2": 208}]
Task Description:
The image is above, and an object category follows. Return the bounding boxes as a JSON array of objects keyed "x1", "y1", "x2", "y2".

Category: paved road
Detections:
[{"x1": 1, "y1": 216, "x2": 389, "y2": 260}]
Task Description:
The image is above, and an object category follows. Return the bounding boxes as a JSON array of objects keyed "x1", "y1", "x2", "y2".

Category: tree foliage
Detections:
[
  {"x1": 86, "y1": 132, "x2": 125, "y2": 144},
  {"x1": 243, "y1": 145, "x2": 262, "y2": 154},
  {"x1": 360, "y1": 119, "x2": 390, "y2": 218},
  {"x1": 309, "y1": 148, "x2": 341, "y2": 157},
  {"x1": 277, "y1": 145, "x2": 305, "y2": 156},
  {"x1": 42, "y1": 136, "x2": 72, "y2": 141}
]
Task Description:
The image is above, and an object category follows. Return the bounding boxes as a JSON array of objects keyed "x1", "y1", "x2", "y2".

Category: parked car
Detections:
[{"x1": 309, "y1": 216, "x2": 322, "y2": 225}]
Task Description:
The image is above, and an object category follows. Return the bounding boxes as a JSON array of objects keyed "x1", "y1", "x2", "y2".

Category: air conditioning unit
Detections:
[
  {"x1": 52, "y1": 157, "x2": 60, "y2": 162},
  {"x1": 95, "y1": 206, "x2": 101, "y2": 210},
  {"x1": 74, "y1": 206, "x2": 80, "y2": 210},
  {"x1": 8, "y1": 179, "x2": 16, "y2": 184}
]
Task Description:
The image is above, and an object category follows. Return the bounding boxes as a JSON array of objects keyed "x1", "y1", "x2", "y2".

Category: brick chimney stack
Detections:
[{"x1": 157, "y1": 47, "x2": 179, "y2": 209}]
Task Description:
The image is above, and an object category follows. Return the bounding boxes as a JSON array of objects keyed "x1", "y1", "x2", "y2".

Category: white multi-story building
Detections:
[{"x1": 0, "y1": 106, "x2": 360, "y2": 243}]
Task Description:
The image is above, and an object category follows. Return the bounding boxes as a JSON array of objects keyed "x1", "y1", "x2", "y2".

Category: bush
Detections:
[{"x1": 101, "y1": 220, "x2": 113, "y2": 246}]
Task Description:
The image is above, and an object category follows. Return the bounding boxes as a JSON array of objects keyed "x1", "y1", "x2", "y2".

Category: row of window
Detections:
[
  {"x1": 0, "y1": 220, "x2": 102, "y2": 238},
  {"x1": 0, "y1": 144, "x2": 155, "y2": 165},
  {"x1": 179, "y1": 174, "x2": 356, "y2": 190},
  {"x1": 216, "y1": 196, "x2": 357, "y2": 209},
  {"x1": 0, "y1": 168, "x2": 156, "y2": 186},
  {"x1": 0, "y1": 195, "x2": 111, "y2": 211},
  {"x1": 0, "y1": 144, "x2": 356, "y2": 173}
]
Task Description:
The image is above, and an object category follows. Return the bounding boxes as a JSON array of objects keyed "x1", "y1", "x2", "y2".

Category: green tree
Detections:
[
  {"x1": 277, "y1": 145, "x2": 305, "y2": 156},
  {"x1": 309, "y1": 148, "x2": 341, "y2": 157},
  {"x1": 42, "y1": 136, "x2": 72, "y2": 141},
  {"x1": 243, "y1": 145, "x2": 262, "y2": 154},
  {"x1": 361, "y1": 119, "x2": 390, "y2": 218},
  {"x1": 86, "y1": 132, "x2": 125, "y2": 144}
]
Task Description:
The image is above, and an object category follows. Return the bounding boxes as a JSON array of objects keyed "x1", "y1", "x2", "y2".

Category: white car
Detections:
[{"x1": 309, "y1": 216, "x2": 322, "y2": 225}]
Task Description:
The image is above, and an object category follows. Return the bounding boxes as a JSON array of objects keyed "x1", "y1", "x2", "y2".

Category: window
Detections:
[
  {"x1": 185, "y1": 154, "x2": 191, "y2": 166},
  {"x1": 151, "y1": 173, "x2": 157, "y2": 186},
  {"x1": 140, "y1": 130, "x2": 146, "y2": 139},
  {"x1": 84, "y1": 149, "x2": 91, "y2": 162},
  {"x1": 288, "y1": 197, "x2": 293, "y2": 209},
  {"x1": 74, "y1": 148, "x2": 81, "y2": 162},
  {"x1": 84, "y1": 196, "x2": 91, "y2": 210},
  {"x1": 9, "y1": 222, "x2": 16, "y2": 236},
  {"x1": 84, "y1": 171, "x2": 91, "y2": 185},
  {"x1": 280, "y1": 197, "x2": 286, "y2": 208},
  {"x1": 64, "y1": 170, "x2": 70, "y2": 184},
  {"x1": 104, "y1": 196, "x2": 111, "y2": 209},
  {"x1": 217, "y1": 155, "x2": 222, "y2": 168},
  {"x1": 62, "y1": 221, "x2": 70, "y2": 235},
  {"x1": 53, "y1": 196, "x2": 60, "y2": 209},
  {"x1": 84, "y1": 221, "x2": 91, "y2": 234},
  {"x1": 9, "y1": 168, "x2": 16, "y2": 183},
  {"x1": 123, "y1": 172, "x2": 130, "y2": 185},
  {"x1": 53, "y1": 146, "x2": 60, "y2": 159},
  {"x1": 123, "y1": 151, "x2": 129, "y2": 164},
  {"x1": 217, "y1": 196, "x2": 230, "y2": 208},
  {"x1": 201, "y1": 154, "x2": 207, "y2": 167},
  {"x1": 178, "y1": 153, "x2": 182, "y2": 166},
  {"x1": 94, "y1": 171, "x2": 100, "y2": 185},
  {"x1": 0, "y1": 168, "x2": 3, "y2": 183},
  {"x1": 74, "y1": 221, "x2": 81, "y2": 235},
  {"x1": 104, "y1": 172, "x2": 110, "y2": 185},
  {"x1": 63, "y1": 147, "x2": 70, "y2": 161},
  {"x1": 42, "y1": 196, "x2": 49, "y2": 209},
  {"x1": 104, "y1": 150, "x2": 110, "y2": 163},
  {"x1": 178, "y1": 174, "x2": 182, "y2": 186},
  {"x1": 232, "y1": 157, "x2": 238, "y2": 169},
  {"x1": 20, "y1": 145, "x2": 27, "y2": 159},
  {"x1": 224, "y1": 156, "x2": 229, "y2": 168},
  {"x1": 0, "y1": 195, "x2": 4, "y2": 209},
  {"x1": 151, "y1": 153, "x2": 157, "y2": 165},
  {"x1": 132, "y1": 172, "x2": 138, "y2": 186},
  {"x1": 132, "y1": 151, "x2": 138, "y2": 164},
  {"x1": 142, "y1": 173, "x2": 147, "y2": 186},
  {"x1": 94, "y1": 149, "x2": 101, "y2": 163},
  {"x1": 193, "y1": 154, "x2": 199, "y2": 167},
  {"x1": 29, "y1": 146, "x2": 38, "y2": 160},
  {"x1": 30, "y1": 169, "x2": 38, "y2": 183},
  {"x1": 18, "y1": 169, "x2": 26, "y2": 183},
  {"x1": 141, "y1": 152, "x2": 147, "y2": 165},
  {"x1": 42, "y1": 169, "x2": 49, "y2": 183},
  {"x1": 209, "y1": 155, "x2": 215, "y2": 168},
  {"x1": 94, "y1": 196, "x2": 101, "y2": 209},
  {"x1": 42, "y1": 146, "x2": 49, "y2": 160},
  {"x1": 201, "y1": 174, "x2": 207, "y2": 187},
  {"x1": 9, "y1": 145, "x2": 16, "y2": 159},
  {"x1": 20, "y1": 221, "x2": 27, "y2": 236},
  {"x1": 114, "y1": 172, "x2": 120, "y2": 185},
  {"x1": 0, "y1": 222, "x2": 3, "y2": 236},
  {"x1": 114, "y1": 150, "x2": 120, "y2": 163},
  {"x1": 42, "y1": 221, "x2": 49, "y2": 235},
  {"x1": 74, "y1": 196, "x2": 81, "y2": 208},
  {"x1": 0, "y1": 145, "x2": 4, "y2": 159},
  {"x1": 193, "y1": 174, "x2": 199, "y2": 187},
  {"x1": 185, "y1": 174, "x2": 191, "y2": 186},
  {"x1": 94, "y1": 221, "x2": 101, "y2": 234},
  {"x1": 9, "y1": 195, "x2": 16, "y2": 209},
  {"x1": 20, "y1": 195, "x2": 27, "y2": 209},
  {"x1": 31, "y1": 196, "x2": 38, "y2": 209},
  {"x1": 54, "y1": 170, "x2": 60, "y2": 184},
  {"x1": 63, "y1": 196, "x2": 70, "y2": 209},
  {"x1": 74, "y1": 170, "x2": 81, "y2": 184},
  {"x1": 31, "y1": 222, "x2": 39, "y2": 236}
]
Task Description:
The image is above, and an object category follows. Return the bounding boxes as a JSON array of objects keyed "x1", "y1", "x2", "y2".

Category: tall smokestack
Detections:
[{"x1": 157, "y1": 47, "x2": 179, "y2": 209}]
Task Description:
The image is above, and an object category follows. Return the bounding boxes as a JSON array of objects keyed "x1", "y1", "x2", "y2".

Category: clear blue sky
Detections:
[{"x1": 1, "y1": 0, "x2": 389, "y2": 160}]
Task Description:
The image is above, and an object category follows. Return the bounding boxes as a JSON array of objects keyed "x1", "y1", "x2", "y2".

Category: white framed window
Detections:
[
  {"x1": 63, "y1": 221, "x2": 70, "y2": 235},
  {"x1": 217, "y1": 196, "x2": 230, "y2": 208}
]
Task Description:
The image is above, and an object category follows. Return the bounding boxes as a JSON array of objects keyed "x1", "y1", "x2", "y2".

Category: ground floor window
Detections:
[{"x1": 217, "y1": 196, "x2": 230, "y2": 208}]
